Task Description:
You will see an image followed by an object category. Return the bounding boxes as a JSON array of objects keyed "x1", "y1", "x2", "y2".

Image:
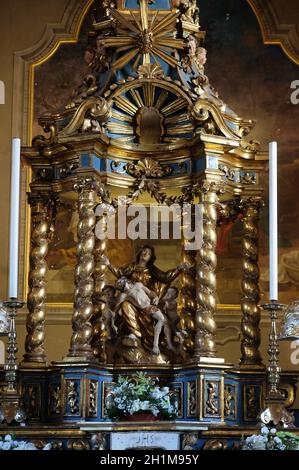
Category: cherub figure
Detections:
[
  {"x1": 160, "y1": 286, "x2": 187, "y2": 346},
  {"x1": 101, "y1": 285, "x2": 118, "y2": 338},
  {"x1": 181, "y1": 0, "x2": 199, "y2": 24},
  {"x1": 114, "y1": 277, "x2": 175, "y2": 356},
  {"x1": 194, "y1": 46, "x2": 207, "y2": 70}
]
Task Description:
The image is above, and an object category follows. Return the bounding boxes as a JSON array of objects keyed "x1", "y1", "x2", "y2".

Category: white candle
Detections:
[
  {"x1": 8, "y1": 138, "x2": 21, "y2": 299},
  {"x1": 269, "y1": 141, "x2": 278, "y2": 301}
]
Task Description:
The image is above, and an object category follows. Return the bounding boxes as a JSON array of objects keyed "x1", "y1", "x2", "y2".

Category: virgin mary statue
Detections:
[{"x1": 104, "y1": 245, "x2": 189, "y2": 364}]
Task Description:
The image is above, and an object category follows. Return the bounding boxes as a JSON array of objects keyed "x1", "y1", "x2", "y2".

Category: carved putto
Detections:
[{"x1": 180, "y1": 0, "x2": 200, "y2": 25}]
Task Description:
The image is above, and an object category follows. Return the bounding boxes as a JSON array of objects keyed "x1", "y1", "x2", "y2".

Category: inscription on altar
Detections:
[{"x1": 110, "y1": 432, "x2": 180, "y2": 450}]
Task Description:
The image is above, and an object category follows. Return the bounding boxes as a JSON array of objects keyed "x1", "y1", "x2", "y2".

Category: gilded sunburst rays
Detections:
[
  {"x1": 101, "y1": 1, "x2": 185, "y2": 71},
  {"x1": 107, "y1": 83, "x2": 194, "y2": 143}
]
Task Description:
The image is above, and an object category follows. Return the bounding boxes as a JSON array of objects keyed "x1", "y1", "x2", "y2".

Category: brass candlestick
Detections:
[
  {"x1": 0, "y1": 299, "x2": 26, "y2": 425},
  {"x1": 260, "y1": 302, "x2": 294, "y2": 428}
]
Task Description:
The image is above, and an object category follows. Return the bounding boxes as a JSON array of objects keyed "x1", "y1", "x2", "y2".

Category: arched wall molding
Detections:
[
  {"x1": 12, "y1": 0, "x2": 93, "y2": 144},
  {"x1": 247, "y1": 0, "x2": 299, "y2": 66}
]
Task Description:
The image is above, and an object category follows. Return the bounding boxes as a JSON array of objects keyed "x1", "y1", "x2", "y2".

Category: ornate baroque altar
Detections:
[{"x1": 1, "y1": 0, "x2": 298, "y2": 451}]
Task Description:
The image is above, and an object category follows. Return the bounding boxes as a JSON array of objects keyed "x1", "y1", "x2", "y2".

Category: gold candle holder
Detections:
[
  {"x1": 0, "y1": 299, "x2": 26, "y2": 425},
  {"x1": 260, "y1": 302, "x2": 294, "y2": 428}
]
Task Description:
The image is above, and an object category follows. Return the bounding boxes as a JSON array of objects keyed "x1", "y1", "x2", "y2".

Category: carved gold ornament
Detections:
[
  {"x1": 100, "y1": 0, "x2": 185, "y2": 71},
  {"x1": 125, "y1": 157, "x2": 172, "y2": 179}
]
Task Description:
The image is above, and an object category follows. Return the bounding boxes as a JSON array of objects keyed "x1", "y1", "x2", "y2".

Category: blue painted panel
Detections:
[
  {"x1": 164, "y1": 160, "x2": 191, "y2": 177},
  {"x1": 192, "y1": 158, "x2": 205, "y2": 173},
  {"x1": 225, "y1": 119, "x2": 239, "y2": 131},
  {"x1": 192, "y1": 156, "x2": 219, "y2": 173},
  {"x1": 107, "y1": 159, "x2": 128, "y2": 174},
  {"x1": 207, "y1": 155, "x2": 219, "y2": 170},
  {"x1": 80, "y1": 154, "x2": 91, "y2": 168},
  {"x1": 124, "y1": 0, "x2": 171, "y2": 10},
  {"x1": 79, "y1": 154, "x2": 105, "y2": 172}
]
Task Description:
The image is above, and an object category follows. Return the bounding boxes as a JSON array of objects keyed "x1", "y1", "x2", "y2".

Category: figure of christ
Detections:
[{"x1": 114, "y1": 277, "x2": 175, "y2": 355}]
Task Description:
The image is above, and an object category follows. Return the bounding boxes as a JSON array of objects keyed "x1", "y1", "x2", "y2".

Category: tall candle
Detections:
[
  {"x1": 8, "y1": 138, "x2": 21, "y2": 299},
  {"x1": 269, "y1": 141, "x2": 278, "y2": 301}
]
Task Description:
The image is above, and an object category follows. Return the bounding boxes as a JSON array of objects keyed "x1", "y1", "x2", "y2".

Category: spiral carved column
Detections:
[
  {"x1": 240, "y1": 197, "x2": 264, "y2": 367},
  {"x1": 68, "y1": 178, "x2": 99, "y2": 359},
  {"x1": 23, "y1": 193, "x2": 54, "y2": 365},
  {"x1": 91, "y1": 210, "x2": 109, "y2": 362},
  {"x1": 193, "y1": 181, "x2": 222, "y2": 359},
  {"x1": 179, "y1": 215, "x2": 197, "y2": 357}
]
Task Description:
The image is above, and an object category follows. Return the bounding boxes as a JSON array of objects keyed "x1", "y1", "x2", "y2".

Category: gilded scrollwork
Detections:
[
  {"x1": 66, "y1": 380, "x2": 80, "y2": 415},
  {"x1": 187, "y1": 381, "x2": 197, "y2": 417},
  {"x1": 218, "y1": 197, "x2": 242, "y2": 227},
  {"x1": 182, "y1": 433, "x2": 198, "y2": 450},
  {"x1": 240, "y1": 139, "x2": 261, "y2": 152},
  {"x1": 60, "y1": 97, "x2": 111, "y2": 136},
  {"x1": 88, "y1": 380, "x2": 98, "y2": 417},
  {"x1": 90, "y1": 433, "x2": 107, "y2": 450},
  {"x1": 240, "y1": 172, "x2": 257, "y2": 185},
  {"x1": 205, "y1": 382, "x2": 219, "y2": 416},
  {"x1": 32, "y1": 122, "x2": 57, "y2": 149},
  {"x1": 125, "y1": 158, "x2": 172, "y2": 179},
  {"x1": 66, "y1": 75, "x2": 98, "y2": 110},
  {"x1": 58, "y1": 161, "x2": 79, "y2": 179},
  {"x1": 203, "y1": 440, "x2": 228, "y2": 450},
  {"x1": 244, "y1": 385, "x2": 260, "y2": 420},
  {"x1": 67, "y1": 440, "x2": 90, "y2": 451},
  {"x1": 137, "y1": 63, "x2": 164, "y2": 79},
  {"x1": 49, "y1": 385, "x2": 61, "y2": 416},
  {"x1": 180, "y1": 0, "x2": 200, "y2": 25},
  {"x1": 23, "y1": 384, "x2": 41, "y2": 420},
  {"x1": 224, "y1": 385, "x2": 235, "y2": 418},
  {"x1": 218, "y1": 163, "x2": 237, "y2": 182}
]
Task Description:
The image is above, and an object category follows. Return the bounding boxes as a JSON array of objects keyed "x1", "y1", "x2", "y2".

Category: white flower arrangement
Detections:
[
  {"x1": 242, "y1": 426, "x2": 299, "y2": 451},
  {"x1": 107, "y1": 372, "x2": 177, "y2": 421},
  {"x1": 0, "y1": 434, "x2": 52, "y2": 451}
]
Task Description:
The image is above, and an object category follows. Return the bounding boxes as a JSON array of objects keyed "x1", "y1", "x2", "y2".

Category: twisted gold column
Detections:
[
  {"x1": 240, "y1": 197, "x2": 264, "y2": 367},
  {"x1": 68, "y1": 178, "x2": 99, "y2": 359},
  {"x1": 23, "y1": 193, "x2": 54, "y2": 365},
  {"x1": 179, "y1": 216, "x2": 197, "y2": 357},
  {"x1": 193, "y1": 181, "x2": 221, "y2": 358},
  {"x1": 91, "y1": 212, "x2": 109, "y2": 362}
]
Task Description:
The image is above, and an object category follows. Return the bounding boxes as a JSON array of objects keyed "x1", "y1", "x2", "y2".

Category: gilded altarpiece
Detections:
[{"x1": 8, "y1": 0, "x2": 298, "y2": 450}]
